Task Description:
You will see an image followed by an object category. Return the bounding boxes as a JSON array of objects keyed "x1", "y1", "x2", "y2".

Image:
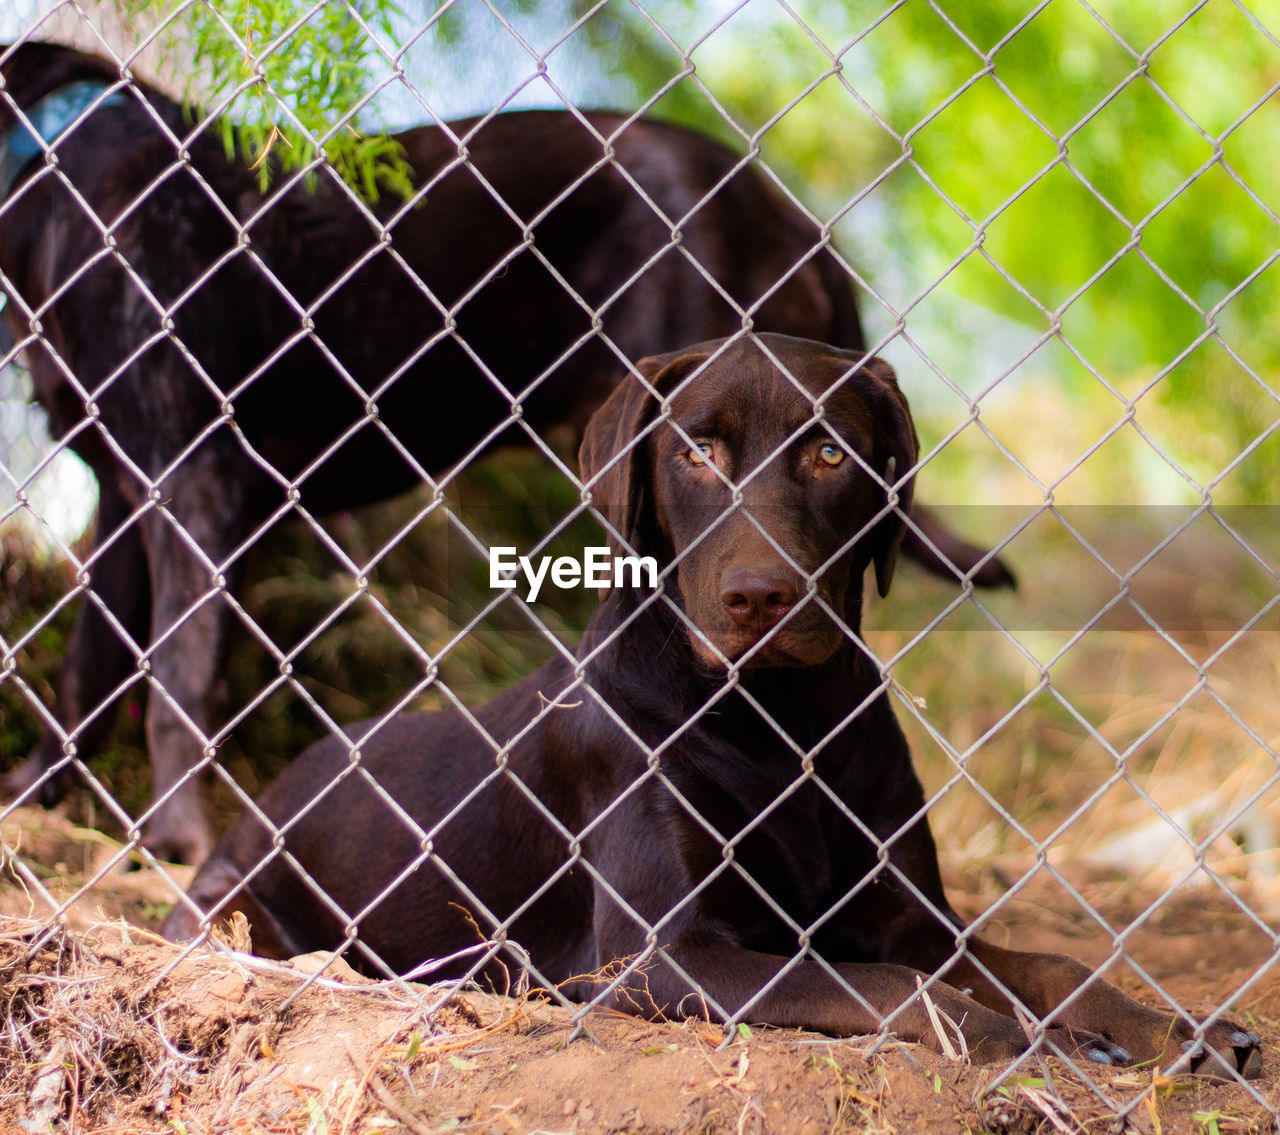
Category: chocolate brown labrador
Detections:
[
  {"x1": 165, "y1": 333, "x2": 1260, "y2": 1075},
  {"x1": 0, "y1": 41, "x2": 1010, "y2": 864}
]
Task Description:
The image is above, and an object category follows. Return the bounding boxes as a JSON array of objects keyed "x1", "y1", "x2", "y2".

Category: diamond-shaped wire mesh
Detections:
[{"x1": 1, "y1": 0, "x2": 1278, "y2": 1128}]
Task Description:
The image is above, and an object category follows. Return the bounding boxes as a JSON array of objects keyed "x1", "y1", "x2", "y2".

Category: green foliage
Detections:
[
  {"x1": 124, "y1": 0, "x2": 415, "y2": 199},
  {"x1": 0, "y1": 531, "x2": 76, "y2": 764},
  {"x1": 0, "y1": 526, "x2": 151, "y2": 830},
  {"x1": 673, "y1": 0, "x2": 1278, "y2": 499}
]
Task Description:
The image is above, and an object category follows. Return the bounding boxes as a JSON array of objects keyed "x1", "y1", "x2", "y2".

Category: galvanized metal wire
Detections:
[{"x1": 1, "y1": 0, "x2": 1277, "y2": 1118}]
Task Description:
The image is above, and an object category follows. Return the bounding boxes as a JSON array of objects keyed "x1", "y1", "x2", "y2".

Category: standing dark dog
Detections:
[
  {"x1": 0, "y1": 42, "x2": 1009, "y2": 863},
  {"x1": 165, "y1": 334, "x2": 1259, "y2": 1074}
]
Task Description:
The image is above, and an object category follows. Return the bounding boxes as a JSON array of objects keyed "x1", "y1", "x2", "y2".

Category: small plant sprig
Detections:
[{"x1": 126, "y1": 0, "x2": 416, "y2": 201}]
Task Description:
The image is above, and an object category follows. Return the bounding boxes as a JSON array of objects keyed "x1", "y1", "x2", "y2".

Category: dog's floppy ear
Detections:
[
  {"x1": 579, "y1": 344, "x2": 715, "y2": 579},
  {"x1": 832, "y1": 354, "x2": 918, "y2": 598}
]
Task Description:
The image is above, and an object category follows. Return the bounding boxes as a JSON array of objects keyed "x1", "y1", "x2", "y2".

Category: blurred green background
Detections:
[{"x1": 2, "y1": 0, "x2": 1278, "y2": 866}]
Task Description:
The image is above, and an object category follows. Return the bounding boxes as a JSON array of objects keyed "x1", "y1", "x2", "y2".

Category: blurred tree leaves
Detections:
[{"x1": 634, "y1": 0, "x2": 1280, "y2": 497}]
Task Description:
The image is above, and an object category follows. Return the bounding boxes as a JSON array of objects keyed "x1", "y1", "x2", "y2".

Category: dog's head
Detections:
[{"x1": 580, "y1": 333, "x2": 918, "y2": 669}]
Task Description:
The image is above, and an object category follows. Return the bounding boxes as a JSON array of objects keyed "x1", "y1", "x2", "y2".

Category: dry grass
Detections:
[
  {"x1": 865, "y1": 509, "x2": 1280, "y2": 905},
  {"x1": 0, "y1": 914, "x2": 1277, "y2": 1134},
  {"x1": 0, "y1": 915, "x2": 536, "y2": 1135}
]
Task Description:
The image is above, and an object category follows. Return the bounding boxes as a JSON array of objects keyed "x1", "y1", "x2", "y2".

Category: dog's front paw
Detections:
[
  {"x1": 1043, "y1": 1025, "x2": 1132, "y2": 1067},
  {"x1": 1040, "y1": 973, "x2": 1262, "y2": 1081},
  {"x1": 1164, "y1": 1019, "x2": 1263, "y2": 1081},
  {"x1": 957, "y1": 1009, "x2": 1132, "y2": 1068}
]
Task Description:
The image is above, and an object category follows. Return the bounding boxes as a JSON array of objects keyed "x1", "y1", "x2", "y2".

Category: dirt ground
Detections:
[{"x1": 2, "y1": 805, "x2": 1280, "y2": 1134}]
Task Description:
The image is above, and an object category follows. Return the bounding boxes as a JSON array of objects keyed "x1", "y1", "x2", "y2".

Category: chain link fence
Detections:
[{"x1": 1, "y1": 1, "x2": 1278, "y2": 1130}]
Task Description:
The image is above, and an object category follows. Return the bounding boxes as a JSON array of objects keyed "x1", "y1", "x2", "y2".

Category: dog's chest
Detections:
[{"x1": 677, "y1": 765, "x2": 884, "y2": 931}]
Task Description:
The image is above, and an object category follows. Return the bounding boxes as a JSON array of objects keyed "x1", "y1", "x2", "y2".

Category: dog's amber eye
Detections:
[
  {"x1": 688, "y1": 441, "x2": 715, "y2": 465},
  {"x1": 818, "y1": 443, "x2": 844, "y2": 467}
]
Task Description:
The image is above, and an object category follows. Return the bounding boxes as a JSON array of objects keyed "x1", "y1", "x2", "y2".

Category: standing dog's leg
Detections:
[
  {"x1": 135, "y1": 441, "x2": 255, "y2": 865},
  {"x1": 3, "y1": 475, "x2": 150, "y2": 806}
]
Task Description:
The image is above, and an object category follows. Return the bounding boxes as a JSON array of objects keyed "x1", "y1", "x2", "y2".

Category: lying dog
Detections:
[
  {"x1": 165, "y1": 333, "x2": 1260, "y2": 1074},
  {"x1": 0, "y1": 41, "x2": 1010, "y2": 864}
]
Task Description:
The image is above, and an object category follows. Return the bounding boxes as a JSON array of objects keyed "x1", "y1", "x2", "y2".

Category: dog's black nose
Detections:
[{"x1": 720, "y1": 565, "x2": 799, "y2": 629}]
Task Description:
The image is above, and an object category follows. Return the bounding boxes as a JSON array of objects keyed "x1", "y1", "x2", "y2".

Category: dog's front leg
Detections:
[
  {"x1": 599, "y1": 937, "x2": 1128, "y2": 1066},
  {"x1": 136, "y1": 442, "x2": 253, "y2": 865},
  {"x1": 952, "y1": 939, "x2": 1262, "y2": 1078}
]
